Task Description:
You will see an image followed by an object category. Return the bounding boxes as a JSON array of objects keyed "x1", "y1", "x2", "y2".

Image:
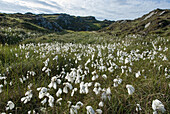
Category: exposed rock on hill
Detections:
[
  {"x1": 0, "y1": 13, "x2": 112, "y2": 32},
  {"x1": 100, "y1": 9, "x2": 170, "y2": 36},
  {"x1": 35, "y1": 16, "x2": 62, "y2": 31},
  {"x1": 37, "y1": 14, "x2": 112, "y2": 31}
]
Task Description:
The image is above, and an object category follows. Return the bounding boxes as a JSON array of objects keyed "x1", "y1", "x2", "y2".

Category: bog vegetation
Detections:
[{"x1": 0, "y1": 32, "x2": 169, "y2": 113}]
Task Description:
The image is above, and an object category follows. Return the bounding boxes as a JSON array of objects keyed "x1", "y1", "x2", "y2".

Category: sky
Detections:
[{"x1": 0, "y1": 0, "x2": 170, "y2": 20}]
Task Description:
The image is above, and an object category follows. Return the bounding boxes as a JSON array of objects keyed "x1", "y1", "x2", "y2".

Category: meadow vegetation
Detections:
[{"x1": 0, "y1": 31, "x2": 169, "y2": 113}]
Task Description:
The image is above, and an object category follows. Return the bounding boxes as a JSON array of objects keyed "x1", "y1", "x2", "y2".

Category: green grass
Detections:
[
  {"x1": 0, "y1": 33, "x2": 169, "y2": 113},
  {"x1": 22, "y1": 31, "x2": 115, "y2": 44}
]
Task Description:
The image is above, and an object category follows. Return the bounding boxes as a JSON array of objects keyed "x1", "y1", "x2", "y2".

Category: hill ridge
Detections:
[{"x1": 100, "y1": 8, "x2": 170, "y2": 37}]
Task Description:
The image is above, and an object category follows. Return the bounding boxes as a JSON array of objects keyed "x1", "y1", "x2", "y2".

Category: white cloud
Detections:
[{"x1": 0, "y1": 0, "x2": 170, "y2": 20}]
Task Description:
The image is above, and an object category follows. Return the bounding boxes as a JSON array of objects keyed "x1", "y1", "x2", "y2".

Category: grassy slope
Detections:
[
  {"x1": 0, "y1": 14, "x2": 50, "y2": 45},
  {"x1": 0, "y1": 13, "x2": 112, "y2": 45},
  {"x1": 100, "y1": 9, "x2": 170, "y2": 37}
]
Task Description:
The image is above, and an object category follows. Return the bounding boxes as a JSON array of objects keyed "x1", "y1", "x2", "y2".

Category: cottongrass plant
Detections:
[{"x1": 0, "y1": 35, "x2": 169, "y2": 113}]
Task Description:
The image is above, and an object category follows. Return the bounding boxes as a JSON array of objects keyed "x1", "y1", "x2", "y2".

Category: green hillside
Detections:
[
  {"x1": 100, "y1": 9, "x2": 170, "y2": 37},
  {"x1": 0, "y1": 12, "x2": 112, "y2": 45}
]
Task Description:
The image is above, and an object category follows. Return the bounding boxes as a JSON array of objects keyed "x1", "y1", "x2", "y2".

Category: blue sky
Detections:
[{"x1": 0, "y1": 0, "x2": 170, "y2": 20}]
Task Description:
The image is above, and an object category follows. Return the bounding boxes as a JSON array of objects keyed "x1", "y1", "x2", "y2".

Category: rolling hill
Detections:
[
  {"x1": 100, "y1": 9, "x2": 170, "y2": 37},
  {"x1": 0, "y1": 9, "x2": 169, "y2": 45},
  {"x1": 0, "y1": 12, "x2": 112, "y2": 44}
]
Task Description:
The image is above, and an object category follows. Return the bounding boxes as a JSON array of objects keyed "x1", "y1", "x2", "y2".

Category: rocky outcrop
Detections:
[
  {"x1": 0, "y1": 12, "x2": 113, "y2": 32},
  {"x1": 35, "y1": 16, "x2": 62, "y2": 31},
  {"x1": 31, "y1": 14, "x2": 109, "y2": 31},
  {"x1": 54, "y1": 14, "x2": 97, "y2": 31}
]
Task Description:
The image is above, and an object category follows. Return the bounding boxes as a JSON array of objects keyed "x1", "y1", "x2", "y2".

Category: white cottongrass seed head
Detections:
[
  {"x1": 86, "y1": 106, "x2": 95, "y2": 114},
  {"x1": 126, "y1": 84, "x2": 135, "y2": 95},
  {"x1": 152, "y1": 99, "x2": 166, "y2": 114},
  {"x1": 6, "y1": 101, "x2": 15, "y2": 110}
]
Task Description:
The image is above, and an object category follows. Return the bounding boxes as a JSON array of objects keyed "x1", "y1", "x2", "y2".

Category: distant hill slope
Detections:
[
  {"x1": 0, "y1": 9, "x2": 169, "y2": 45},
  {"x1": 38, "y1": 14, "x2": 112, "y2": 31},
  {"x1": 0, "y1": 12, "x2": 112, "y2": 44},
  {"x1": 0, "y1": 13, "x2": 112, "y2": 32},
  {"x1": 100, "y1": 9, "x2": 170, "y2": 37}
]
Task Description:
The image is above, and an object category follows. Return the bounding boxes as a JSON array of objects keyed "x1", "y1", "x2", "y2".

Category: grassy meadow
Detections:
[{"x1": 0, "y1": 31, "x2": 169, "y2": 113}]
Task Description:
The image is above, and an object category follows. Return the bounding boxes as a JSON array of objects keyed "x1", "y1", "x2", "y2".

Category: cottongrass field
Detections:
[{"x1": 0, "y1": 35, "x2": 169, "y2": 114}]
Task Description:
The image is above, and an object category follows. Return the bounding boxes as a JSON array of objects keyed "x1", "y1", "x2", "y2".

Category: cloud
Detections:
[
  {"x1": 0, "y1": 1, "x2": 31, "y2": 13},
  {"x1": 0, "y1": 0, "x2": 170, "y2": 20}
]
